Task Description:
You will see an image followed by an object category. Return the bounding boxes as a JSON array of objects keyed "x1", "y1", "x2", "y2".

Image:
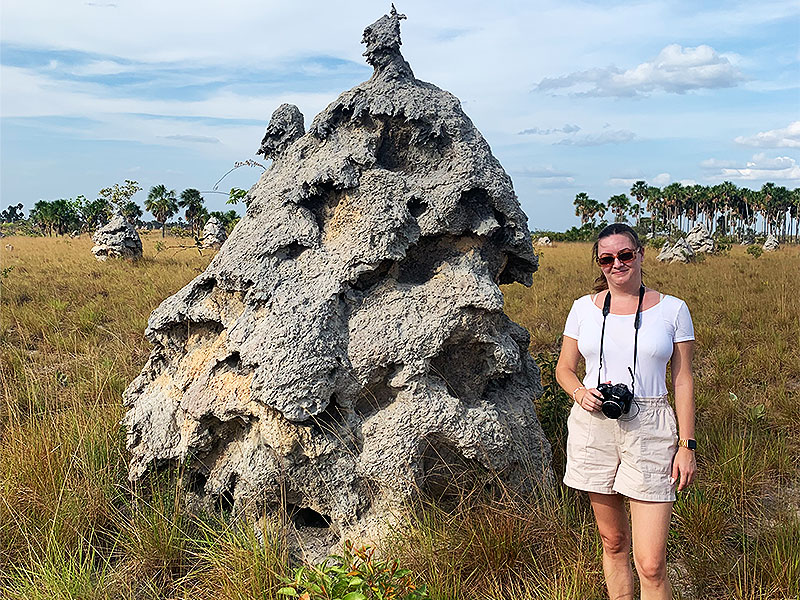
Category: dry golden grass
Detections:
[{"x1": 1, "y1": 235, "x2": 799, "y2": 599}]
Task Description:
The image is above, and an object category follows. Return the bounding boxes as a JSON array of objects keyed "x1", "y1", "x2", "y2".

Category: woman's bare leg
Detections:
[
  {"x1": 630, "y1": 499, "x2": 673, "y2": 600},
  {"x1": 589, "y1": 492, "x2": 634, "y2": 599}
]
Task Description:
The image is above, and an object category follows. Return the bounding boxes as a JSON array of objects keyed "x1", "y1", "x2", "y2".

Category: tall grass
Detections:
[{"x1": 1, "y1": 236, "x2": 798, "y2": 599}]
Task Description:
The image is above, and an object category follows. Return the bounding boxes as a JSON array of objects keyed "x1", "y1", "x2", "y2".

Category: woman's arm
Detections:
[
  {"x1": 556, "y1": 336, "x2": 602, "y2": 412},
  {"x1": 670, "y1": 340, "x2": 696, "y2": 491}
]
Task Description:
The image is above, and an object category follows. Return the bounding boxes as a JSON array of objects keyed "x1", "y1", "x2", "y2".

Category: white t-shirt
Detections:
[{"x1": 563, "y1": 293, "x2": 694, "y2": 398}]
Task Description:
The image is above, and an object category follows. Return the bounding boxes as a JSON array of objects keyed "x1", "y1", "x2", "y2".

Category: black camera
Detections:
[{"x1": 597, "y1": 382, "x2": 633, "y2": 419}]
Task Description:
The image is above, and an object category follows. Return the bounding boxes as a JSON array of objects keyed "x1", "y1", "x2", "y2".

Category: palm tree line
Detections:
[
  {"x1": 8, "y1": 181, "x2": 239, "y2": 237},
  {"x1": 575, "y1": 180, "x2": 800, "y2": 241}
]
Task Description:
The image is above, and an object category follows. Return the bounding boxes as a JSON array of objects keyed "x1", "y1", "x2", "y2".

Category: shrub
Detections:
[
  {"x1": 645, "y1": 236, "x2": 668, "y2": 249},
  {"x1": 169, "y1": 225, "x2": 192, "y2": 238},
  {"x1": 746, "y1": 245, "x2": 763, "y2": 259},
  {"x1": 278, "y1": 541, "x2": 428, "y2": 600}
]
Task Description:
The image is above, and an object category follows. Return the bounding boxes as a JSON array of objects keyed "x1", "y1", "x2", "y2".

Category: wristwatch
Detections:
[{"x1": 678, "y1": 439, "x2": 697, "y2": 450}]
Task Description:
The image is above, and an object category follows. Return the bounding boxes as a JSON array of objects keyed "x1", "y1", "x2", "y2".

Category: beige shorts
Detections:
[{"x1": 563, "y1": 395, "x2": 678, "y2": 502}]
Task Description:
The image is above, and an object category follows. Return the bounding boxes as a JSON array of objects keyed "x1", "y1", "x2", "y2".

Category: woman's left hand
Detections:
[{"x1": 671, "y1": 447, "x2": 697, "y2": 491}]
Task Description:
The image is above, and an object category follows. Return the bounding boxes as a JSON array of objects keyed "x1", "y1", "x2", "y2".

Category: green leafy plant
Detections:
[
  {"x1": 746, "y1": 244, "x2": 763, "y2": 259},
  {"x1": 227, "y1": 187, "x2": 248, "y2": 205},
  {"x1": 278, "y1": 541, "x2": 428, "y2": 600}
]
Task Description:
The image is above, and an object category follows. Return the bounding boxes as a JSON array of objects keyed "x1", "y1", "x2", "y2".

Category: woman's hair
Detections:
[{"x1": 591, "y1": 223, "x2": 643, "y2": 292}]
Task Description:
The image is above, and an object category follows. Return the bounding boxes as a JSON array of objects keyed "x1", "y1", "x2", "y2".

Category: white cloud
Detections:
[
  {"x1": 700, "y1": 158, "x2": 738, "y2": 169},
  {"x1": 518, "y1": 124, "x2": 580, "y2": 135},
  {"x1": 66, "y1": 60, "x2": 132, "y2": 76},
  {"x1": 608, "y1": 177, "x2": 639, "y2": 187},
  {"x1": 0, "y1": 64, "x2": 335, "y2": 152},
  {"x1": 511, "y1": 166, "x2": 575, "y2": 188},
  {"x1": 161, "y1": 134, "x2": 220, "y2": 144},
  {"x1": 607, "y1": 173, "x2": 670, "y2": 187},
  {"x1": 534, "y1": 44, "x2": 745, "y2": 97},
  {"x1": 1, "y1": 0, "x2": 797, "y2": 230},
  {"x1": 652, "y1": 173, "x2": 671, "y2": 186},
  {"x1": 706, "y1": 153, "x2": 800, "y2": 181},
  {"x1": 734, "y1": 121, "x2": 800, "y2": 148},
  {"x1": 514, "y1": 166, "x2": 574, "y2": 178},
  {"x1": 555, "y1": 130, "x2": 636, "y2": 146},
  {"x1": 534, "y1": 178, "x2": 576, "y2": 189}
]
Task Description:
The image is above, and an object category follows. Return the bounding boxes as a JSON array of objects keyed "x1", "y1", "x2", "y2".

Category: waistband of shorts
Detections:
[{"x1": 633, "y1": 394, "x2": 669, "y2": 405}]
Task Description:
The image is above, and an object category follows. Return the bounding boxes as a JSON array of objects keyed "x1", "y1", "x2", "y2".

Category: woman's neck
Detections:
[{"x1": 608, "y1": 280, "x2": 642, "y2": 298}]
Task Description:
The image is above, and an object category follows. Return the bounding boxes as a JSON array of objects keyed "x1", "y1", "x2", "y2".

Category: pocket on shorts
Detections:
[
  {"x1": 637, "y1": 406, "x2": 678, "y2": 476},
  {"x1": 566, "y1": 402, "x2": 593, "y2": 465},
  {"x1": 666, "y1": 407, "x2": 678, "y2": 438}
]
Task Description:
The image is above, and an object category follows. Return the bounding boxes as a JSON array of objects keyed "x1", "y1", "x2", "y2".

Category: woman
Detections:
[{"x1": 555, "y1": 223, "x2": 696, "y2": 600}]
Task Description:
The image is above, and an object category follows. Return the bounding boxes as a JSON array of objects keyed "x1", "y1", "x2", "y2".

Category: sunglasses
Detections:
[{"x1": 597, "y1": 249, "x2": 638, "y2": 266}]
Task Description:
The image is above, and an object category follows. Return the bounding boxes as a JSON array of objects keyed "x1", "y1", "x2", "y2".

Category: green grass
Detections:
[{"x1": 1, "y1": 236, "x2": 799, "y2": 599}]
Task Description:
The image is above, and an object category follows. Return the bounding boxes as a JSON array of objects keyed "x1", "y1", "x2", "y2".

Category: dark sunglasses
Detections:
[{"x1": 597, "y1": 249, "x2": 638, "y2": 266}]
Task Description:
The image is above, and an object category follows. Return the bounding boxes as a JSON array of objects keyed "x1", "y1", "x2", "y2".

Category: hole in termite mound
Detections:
[
  {"x1": 286, "y1": 504, "x2": 332, "y2": 529},
  {"x1": 418, "y1": 436, "x2": 486, "y2": 502}
]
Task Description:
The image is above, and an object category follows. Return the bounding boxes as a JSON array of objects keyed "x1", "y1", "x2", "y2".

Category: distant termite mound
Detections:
[
  {"x1": 123, "y1": 7, "x2": 551, "y2": 555},
  {"x1": 201, "y1": 216, "x2": 227, "y2": 250},
  {"x1": 91, "y1": 214, "x2": 142, "y2": 261}
]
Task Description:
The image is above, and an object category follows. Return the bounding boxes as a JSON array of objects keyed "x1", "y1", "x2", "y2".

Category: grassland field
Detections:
[{"x1": 1, "y1": 233, "x2": 798, "y2": 599}]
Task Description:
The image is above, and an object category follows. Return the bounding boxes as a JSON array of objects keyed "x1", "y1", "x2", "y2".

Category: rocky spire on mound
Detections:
[
  {"x1": 257, "y1": 103, "x2": 306, "y2": 161},
  {"x1": 123, "y1": 9, "x2": 550, "y2": 557},
  {"x1": 362, "y1": 4, "x2": 413, "y2": 81}
]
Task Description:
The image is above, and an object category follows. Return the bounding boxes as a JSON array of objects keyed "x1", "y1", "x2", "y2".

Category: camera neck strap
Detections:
[{"x1": 597, "y1": 284, "x2": 646, "y2": 394}]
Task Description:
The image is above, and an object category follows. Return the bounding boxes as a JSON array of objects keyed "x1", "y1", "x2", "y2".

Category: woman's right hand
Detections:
[{"x1": 576, "y1": 387, "x2": 603, "y2": 412}]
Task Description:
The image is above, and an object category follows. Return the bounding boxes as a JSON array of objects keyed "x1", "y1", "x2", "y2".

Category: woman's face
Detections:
[{"x1": 597, "y1": 233, "x2": 643, "y2": 288}]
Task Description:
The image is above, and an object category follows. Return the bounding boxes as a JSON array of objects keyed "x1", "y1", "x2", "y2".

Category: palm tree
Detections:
[
  {"x1": 145, "y1": 184, "x2": 178, "y2": 238},
  {"x1": 121, "y1": 201, "x2": 143, "y2": 226},
  {"x1": 573, "y1": 192, "x2": 592, "y2": 225},
  {"x1": 210, "y1": 210, "x2": 240, "y2": 234},
  {"x1": 712, "y1": 181, "x2": 739, "y2": 237},
  {"x1": 761, "y1": 183, "x2": 791, "y2": 238},
  {"x1": 790, "y1": 187, "x2": 800, "y2": 242},
  {"x1": 630, "y1": 203, "x2": 642, "y2": 227},
  {"x1": 179, "y1": 188, "x2": 205, "y2": 237},
  {"x1": 607, "y1": 194, "x2": 630, "y2": 223},
  {"x1": 30, "y1": 200, "x2": 56, "y2": 236},
  {"x1": 662, "y1": 183, "x2": 685, "y2": 235},
  {"x1": 29, "y1": 199, "x2": 81, "y2": 235},
  {"x1": 630, "y1": 181, "x2": 648, "y2": 211},
  {"x1": 79, "y1": 197, "x2": 112, "y2": 232},
  {"x1": 682, "y1": 185, "x2": 702, "y2": 230},
  {"x1": 590, "y1": 199, "x2": 607, "y2": 223},
  {"x1": 646, "y1": 186, "x2": 663, "y2": 236}
]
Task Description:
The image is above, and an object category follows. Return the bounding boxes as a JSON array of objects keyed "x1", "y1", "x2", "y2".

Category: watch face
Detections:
[{"x1": 687, "y1": 439, "x2": 697, "y2": 450}]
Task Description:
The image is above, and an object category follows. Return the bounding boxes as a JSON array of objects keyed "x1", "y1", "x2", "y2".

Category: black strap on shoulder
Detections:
[
  {"x1": 629, "y1": 284, "x2": 646, "y2": 396},
  {"x1": 598, "y1": 285, "x2": 646, "y2": 391},
  {"x1": 597, "y1": 292, "x2": 612, "y2": 388}
]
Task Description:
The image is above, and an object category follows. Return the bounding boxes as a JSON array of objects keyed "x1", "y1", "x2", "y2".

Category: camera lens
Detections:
[{"x1": 602, "y1": 400, "x2": 623, "y2": 419}]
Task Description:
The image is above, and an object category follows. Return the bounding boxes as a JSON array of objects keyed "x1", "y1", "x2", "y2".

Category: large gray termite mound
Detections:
[
  {"x1": 123, "y1": 7, "x2": 551, "y2": 549},
  {"x1": 91, "y1": 214, "x2": 142, "y2": 261}
]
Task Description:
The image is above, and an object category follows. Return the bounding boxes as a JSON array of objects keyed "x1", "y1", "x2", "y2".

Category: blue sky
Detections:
[{"x1": 1, "y1": 0, "x2": 798, "y2": 231}]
